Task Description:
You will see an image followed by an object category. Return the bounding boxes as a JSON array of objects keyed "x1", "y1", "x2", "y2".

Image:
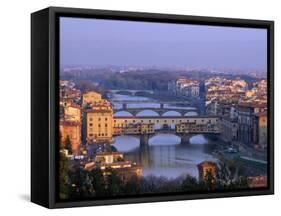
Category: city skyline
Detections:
[{"x1": 60, "y1": 17, "x2": 267, "y2": 71}]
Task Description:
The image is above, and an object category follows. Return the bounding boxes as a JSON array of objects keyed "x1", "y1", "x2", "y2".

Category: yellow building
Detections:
[
  {"x1": 82, "y1": 91, "x2": 102, "y2": 105},
  {"x1": 60, "y1": 120, "x2": 81, "y2": 155},
  {"x1": 64, "y1": 104, "x2": 81, "y2": 122},
  {"x1": 86, "y1": 100, "x2": 113, "y2": 143}
]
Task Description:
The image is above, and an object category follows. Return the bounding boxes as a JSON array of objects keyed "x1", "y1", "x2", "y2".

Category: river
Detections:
[{"x1": 110, "y1": 93, "x2": 217, "y2": 179}]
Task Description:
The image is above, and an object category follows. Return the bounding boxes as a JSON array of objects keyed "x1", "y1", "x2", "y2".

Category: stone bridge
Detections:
[
  {"x1": 114, "y1": 107, "x2": 198, "y2": 117},
  {"x1": 113, "y1": 116, "x2": 220, "y2": 146},
  {"x1": 108, "y1": 89, "x2": 154, "y2": 96},
  {"x1": 112, "y1": 101, "x2": 199, "y2": 117}
]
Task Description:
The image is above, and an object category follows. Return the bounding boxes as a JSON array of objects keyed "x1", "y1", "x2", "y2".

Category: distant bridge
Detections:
[
  {"x1": 111, "y1": 100, "x2": 193, "y2": 104},
  {"x1": 113, "y1": 107, "x2": 198, "y2": 117},
  {"x1": 112, "y1": 101, "x2": 198, "y2": 117},
  {"x1": 108, "y1": 89, "x2": 154, "y2": 96}
]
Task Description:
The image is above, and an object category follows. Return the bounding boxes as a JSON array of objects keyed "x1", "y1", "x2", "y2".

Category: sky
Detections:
[{"x1": 60, "y1": 17, "x2": 267, "y2": 71}]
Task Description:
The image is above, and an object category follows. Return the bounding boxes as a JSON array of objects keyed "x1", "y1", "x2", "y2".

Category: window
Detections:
[
  {"x1": 89, "y1": 123, "x2": 93, "y2": 126},
  {"x1": 105, "y1": 118, "x2": 107, "y2": 121},
  {"x1": 89, "y1": 118, "x2": 93, "y2": 121},
  {"x1": 105, "y1": 123, "x2": 108, "y2": 127},
  {"x1": 98, "y1": 118, "x2": 101, "y2": 121},
  {"x1": 98, "y1": 124, "x2": 101, "y2": 127}
]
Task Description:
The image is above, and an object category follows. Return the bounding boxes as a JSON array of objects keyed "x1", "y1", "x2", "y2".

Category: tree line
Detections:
[{"x1": 59, "y1": 153, "x2": 249, "y2": 200}]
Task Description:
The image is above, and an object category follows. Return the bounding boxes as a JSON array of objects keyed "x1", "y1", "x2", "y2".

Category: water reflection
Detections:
[{"x1": 113, "y1": 134, "x2": 217, "y2": 179}]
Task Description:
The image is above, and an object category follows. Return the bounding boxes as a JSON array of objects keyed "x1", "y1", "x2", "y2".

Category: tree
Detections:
[
  {"x1": 181, "y1": 175, "x2": 199, "y2": 191},
  {"x1": 64, "y1": 135, "x2": 72, "y2": 155},
  {"x1": 204, "y1": 170, "x2": 216, "y2": 190},
  {"x1": 122, "y1": 176, "x2": 141, "y2": 195},
  {"x1": 59, "y1": 153, "x2": 70, "y2": 199},
  {"x1": 104, "y1": 168, "x2": 122, "y2": 196},
  {"x1": 90, "y1": 168, "x2": 106, "y2": 197}
]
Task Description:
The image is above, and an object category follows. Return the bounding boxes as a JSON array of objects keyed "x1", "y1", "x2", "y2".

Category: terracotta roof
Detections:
[{"x1": 197, "y1": 161, "x2": 217, "y2": 167}]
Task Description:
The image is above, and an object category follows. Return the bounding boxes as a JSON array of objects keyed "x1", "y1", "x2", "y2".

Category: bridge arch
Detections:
[
  {"x1": 148, "y1": 133, "x2": 181, "y2": 145},
  {"x1": 184, "y1": 111, "x2": 198, "y2": 116},
  {"x1": 135, "y1": 109, "x2": 160, "y2": 117},
  {"x1": 161, "y1": 110, "x2": 182, "y2": 117},
  {"x1": 113, "y1": 111, "x2": 133, "y2": 117}
]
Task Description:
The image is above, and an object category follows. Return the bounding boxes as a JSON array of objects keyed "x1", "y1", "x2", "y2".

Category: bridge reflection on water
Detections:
[{"x1": 113, "y1": 134, "x2": 218, "y2": 178}]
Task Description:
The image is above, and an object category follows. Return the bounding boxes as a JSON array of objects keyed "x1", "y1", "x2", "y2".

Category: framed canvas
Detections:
[{"x1": 31, "y1": 6, "x2": 274, "y2": 208}]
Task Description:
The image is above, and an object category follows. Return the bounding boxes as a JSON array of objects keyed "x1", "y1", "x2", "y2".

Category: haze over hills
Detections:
[{"x1": 60, "y1": 17, "x2": 267, "y2": 73}]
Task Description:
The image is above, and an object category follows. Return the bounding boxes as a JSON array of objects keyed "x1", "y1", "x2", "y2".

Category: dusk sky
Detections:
[{"x1": 60, "y1": 17, "x2": 267, "y2": 71}]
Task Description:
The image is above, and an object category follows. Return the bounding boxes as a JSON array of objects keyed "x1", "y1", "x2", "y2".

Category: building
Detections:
[
  {"x1": 248, "y1": 175, "x2": 267, "y2": 188},
  {"x1": 197, "y1": 161, "x2": 217, "y2": 182},
  {"x1": 254, "y1": 112, "x2": 267, "y2": 149},
  {"x1": 60, "y1": 120, "x2": 81, "y2": 155},
  {"x1": 168, "y1": 77, "x2": 200, "y2": 97},
  {"x1": 84, "y1": 151, "x2": 143, "y2": 182},
  {"x1": 82, "y1": 91, "x2": 102, "y2": 106},
  {"x1": 220, "y1": 116, "x2": 238, "y2": 142},
  {"x1": 64, "y1": 104, "x2": 81, "y2": 122},
  {"x1": 237, "y1": 103, "x2": 267, "y2": 146},
  {"x1": 86, "y1": 100, "x2": 113, "y2": 143},
  {"x1": 95, "y1": 151, "x2": 124, "y2": 163}
]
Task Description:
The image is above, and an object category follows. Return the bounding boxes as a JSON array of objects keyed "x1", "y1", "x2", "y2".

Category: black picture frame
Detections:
[{"x1": 31, "y1": 6, "x2": 274, "y2": 208}]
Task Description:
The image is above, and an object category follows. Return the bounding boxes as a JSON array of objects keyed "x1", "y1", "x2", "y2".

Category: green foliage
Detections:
[
  {"x1": 59, "y1": 153, "x2": 70, "y2": 199},
  {"x1": 60, "y1": 163, "x2": 250, "y2": 200},
  {"x1": 181, "y1": 175, "x2": 200, "y2": 191},
  {"x1": 90, "y1": 168, "x2": 106, "y2": 197}
]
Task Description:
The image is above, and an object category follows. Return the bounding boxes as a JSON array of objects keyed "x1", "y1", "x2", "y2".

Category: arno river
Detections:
[{"x1": 110, "y1": 93, "x2": 218, "y2": 179}]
